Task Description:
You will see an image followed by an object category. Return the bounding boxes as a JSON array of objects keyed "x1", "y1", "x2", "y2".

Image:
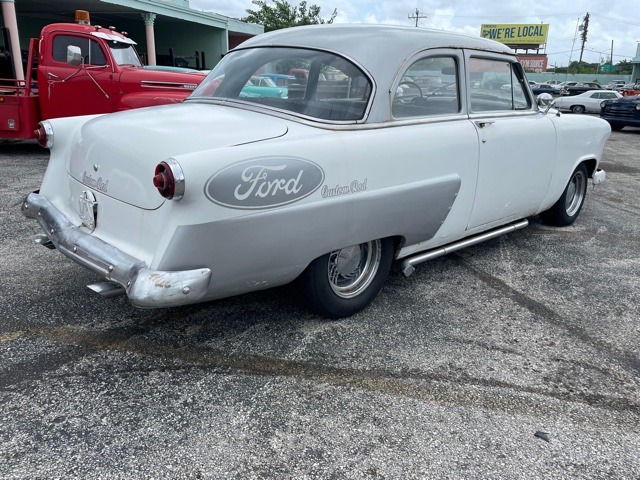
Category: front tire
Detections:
[
  {"x1": 303, "y1": 238, "x2": 394, "y2": 318},
  {"x1": 540, "y1": 164, "x2": 588, "y2": 226}
]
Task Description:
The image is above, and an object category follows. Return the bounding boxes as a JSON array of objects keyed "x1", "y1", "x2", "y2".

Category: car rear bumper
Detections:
[{"x1": 21, "y1": 192, "x2": 211, "y2": 308}]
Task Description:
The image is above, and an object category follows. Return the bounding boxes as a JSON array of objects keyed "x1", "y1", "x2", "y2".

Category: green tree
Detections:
[
  {"x1": 578, "y1": 12, "x2": 589, "y2": 63},
  {"x1": 243, "y1": 0, "x2": 337, "y2": 32},
  {"x1": 614, "y1": 60, "x2": 633, "y2": 75}
]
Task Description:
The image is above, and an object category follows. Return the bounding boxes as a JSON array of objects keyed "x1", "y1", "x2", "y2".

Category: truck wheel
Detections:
[
  {"x1": 303, "y1": 238, "x2": 394, "y2": 318},
  {"x1": 610, "y1": 123, "x2": 624, "y2": 131},
  {"x1": 571, "y1": 105, "x2": 585, "y2": 114},
  {"x1": 540, "y1": 164, "x2": 588, "y2": 226}
]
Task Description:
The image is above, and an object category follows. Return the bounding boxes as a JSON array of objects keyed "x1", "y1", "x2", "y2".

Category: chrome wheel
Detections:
[
  {"x1": 327, "y1": 240, "x2": 382, "y2": 299},
  {"x1": 540, "y1": 163, "x2": 589, "y2": 227},
  {"x1": 565, "y1": 169, "x2": 587, "y2": 217}
]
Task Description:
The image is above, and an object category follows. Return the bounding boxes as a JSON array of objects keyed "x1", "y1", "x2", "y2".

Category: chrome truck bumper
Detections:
[{"x1": 21, "y1": 192, "x2": 211, "y2": 308}]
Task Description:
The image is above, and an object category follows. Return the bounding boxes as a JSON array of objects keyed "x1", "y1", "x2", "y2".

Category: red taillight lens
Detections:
[
  {"x1": 153, "y1": 159, "x2": 185, "y2": 200},
  {"x1": 153, "y1": 162, "x2": 175, "y2": 199},
  {"x1": 34, "y1": 121, "x2": 53, "y2": 148}
]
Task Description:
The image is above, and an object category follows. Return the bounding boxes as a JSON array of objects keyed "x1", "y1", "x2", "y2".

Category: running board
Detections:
[{"x1": 400, "y1": 219, "x2": 529, "y2": 277}]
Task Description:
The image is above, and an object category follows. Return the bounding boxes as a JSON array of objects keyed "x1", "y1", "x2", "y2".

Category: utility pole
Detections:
[{"x1": 408, "y1": 8, "x2": 427, "y2": 27}]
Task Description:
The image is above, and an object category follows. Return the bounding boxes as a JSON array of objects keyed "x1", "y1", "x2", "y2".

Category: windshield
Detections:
[
  {"x1": 190, "y1": 47, "x2": 373, "y2": 122},
  {"x1": 108, "y1": 41, "x2": 142, "y2": 66}
]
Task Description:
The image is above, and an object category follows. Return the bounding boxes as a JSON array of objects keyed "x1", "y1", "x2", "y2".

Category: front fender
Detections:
[{"x1": 537, "y1": 115, "x2": 610, "y2": 213}]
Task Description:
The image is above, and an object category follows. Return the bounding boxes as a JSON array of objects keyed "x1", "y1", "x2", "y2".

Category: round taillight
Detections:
[
  {"x1": 153, "y1": 159, "x2": 184, "y2": 200},
  {"x1": 34, "y1": 121, "x2": 53, "y2": 148}
]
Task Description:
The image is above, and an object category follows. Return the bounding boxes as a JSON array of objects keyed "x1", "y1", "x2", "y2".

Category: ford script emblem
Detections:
[{"x1": 204, "y1": 157, "x2": 325, "y2": 209}]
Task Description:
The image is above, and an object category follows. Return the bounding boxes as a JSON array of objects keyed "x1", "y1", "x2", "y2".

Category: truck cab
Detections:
[{"x1": 1, "y1": 12, "x2": 206, "y2": 142}]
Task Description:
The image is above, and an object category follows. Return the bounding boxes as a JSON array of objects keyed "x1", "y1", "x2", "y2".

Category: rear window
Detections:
[{"x1": 190, "y1": 47, "x2": 373, "y2": 122}]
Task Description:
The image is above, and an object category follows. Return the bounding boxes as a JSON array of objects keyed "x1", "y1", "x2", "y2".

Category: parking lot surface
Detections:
[{"x1": 1, "y1": 129, "x2": 639, "y2": 479}]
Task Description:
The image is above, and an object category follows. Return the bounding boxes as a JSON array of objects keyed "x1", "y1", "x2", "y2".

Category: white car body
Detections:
[
  {"x1": 553, "y1": 90, "x2": 623, "y2": 113},
  {"x1": 23, "y1": 25, "x2": 611, "y2": 317}
]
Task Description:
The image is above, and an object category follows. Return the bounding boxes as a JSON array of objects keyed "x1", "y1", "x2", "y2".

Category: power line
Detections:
[{"x1": 590, "y1": 13, "x2": 640, "y2": 27}]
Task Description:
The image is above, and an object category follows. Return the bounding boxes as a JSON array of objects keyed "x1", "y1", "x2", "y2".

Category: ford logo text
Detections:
[{"x1": 205, "y1": 157, "x2": 325, "y2": 209}]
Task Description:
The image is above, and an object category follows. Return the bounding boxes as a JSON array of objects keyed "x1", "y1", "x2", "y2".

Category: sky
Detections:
[{"x1": 189, "y1": 0, "x2": 640, "y2": 69}]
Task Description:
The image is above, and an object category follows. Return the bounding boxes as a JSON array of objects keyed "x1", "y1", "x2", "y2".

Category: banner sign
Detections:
[
  {"x1": 481, "y1": 24, "x2": 549, "y2": 45},
  {"x1": 517, "y1": 55, "x2": 548, "y2": 73}
]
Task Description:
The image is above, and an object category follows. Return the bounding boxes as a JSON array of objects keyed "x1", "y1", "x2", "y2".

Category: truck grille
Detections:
[{"x1": 603, "y1": 105, "x2": 636, "y2": 119}]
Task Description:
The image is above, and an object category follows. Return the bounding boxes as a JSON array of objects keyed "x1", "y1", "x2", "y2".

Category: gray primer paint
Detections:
[{"x1": 159, "y1": 174, "x2": 460, "y2": 301}]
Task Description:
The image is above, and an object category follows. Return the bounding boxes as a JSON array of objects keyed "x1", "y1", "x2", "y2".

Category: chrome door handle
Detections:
[{"x1": 475, "y1": 120, "x2": 495, "y2": 128}]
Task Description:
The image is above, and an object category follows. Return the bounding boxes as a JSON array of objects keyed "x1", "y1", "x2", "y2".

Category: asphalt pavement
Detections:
[{"x1": 1, "y1": 128, "x2": 639, "y2": 479}]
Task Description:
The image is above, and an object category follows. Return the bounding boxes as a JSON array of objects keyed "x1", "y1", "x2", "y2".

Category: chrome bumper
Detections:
[{"x1": 21, "y1": 192, "x2": 211, "y2": 308}]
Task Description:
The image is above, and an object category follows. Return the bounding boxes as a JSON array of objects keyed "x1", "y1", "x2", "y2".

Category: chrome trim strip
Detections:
[
  {"x1": 141, "y1": 81, "x2": 199, "y2": 90},
  {"x1": 400, "y1": 219, "x2": 529, "y2": 276},
  {"x1": 21, "y1": 193, "x2": 211, "y2": 308}
]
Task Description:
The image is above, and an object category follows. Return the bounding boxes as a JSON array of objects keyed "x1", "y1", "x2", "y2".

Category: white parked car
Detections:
[
  {"x1": 22, "y1": 25, "x2": 611, "y2": 318},
  {"x1": 552, "y1": 90, "x2": 622, "y2": 113}
]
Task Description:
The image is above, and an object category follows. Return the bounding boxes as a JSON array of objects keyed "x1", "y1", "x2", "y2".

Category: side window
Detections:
[
  {"x1": 52, "y1": 35, "x2": 107, "y2": 66},
  {"x1": 393, "y1": 56, "x2": 460, "y2": 118},
  {"x1": 469, "y1": 57, "x2": 532, "y2": 112}
]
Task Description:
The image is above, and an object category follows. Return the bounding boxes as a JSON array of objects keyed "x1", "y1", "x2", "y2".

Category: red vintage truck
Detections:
[{"x1": 0, "y1": 11, "x2": 206, "y2": 142}]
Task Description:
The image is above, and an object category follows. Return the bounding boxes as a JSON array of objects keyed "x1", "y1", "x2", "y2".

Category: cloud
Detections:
[{"x1": 189, "y1": 0, "x2": 640, "y2": 65}]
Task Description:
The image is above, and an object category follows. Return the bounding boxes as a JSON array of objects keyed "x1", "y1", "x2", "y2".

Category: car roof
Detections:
[
  {"x1": 238, "y1": 24, "x2": 513, "y2": 79},
  {"x1": 239, "y1": 24, "x2": 513, "y2": 62}
]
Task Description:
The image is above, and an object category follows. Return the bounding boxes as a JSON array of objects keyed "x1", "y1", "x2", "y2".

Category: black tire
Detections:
[
  {"x1": 303, "y1": 238, "x2": 395, "y2": 318},
  {"x1": 571, "y1": 105, "x2": 585, "y2": 114},
  {"x1": 540, "y1": 164, "x2": 588, "y2": 226},
  {"x1": 610, "y1": 123, "x2": 624, "y2": 131}
]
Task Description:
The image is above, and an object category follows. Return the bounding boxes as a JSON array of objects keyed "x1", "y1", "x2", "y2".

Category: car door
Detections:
[
  {"x1": 384, "y1": 51, "x2": 480, "y2": 249},
  {"x1": 39, "y1": 33, "x2": 116, "y2": 120},
  {"x1": 465, "y1": 54, "x2": 556, "y2": 231}
]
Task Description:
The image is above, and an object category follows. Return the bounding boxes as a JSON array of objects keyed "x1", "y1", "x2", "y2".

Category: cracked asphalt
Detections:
[{"x1": 1, "y1": 128, "x2": 639, "y2": 479}]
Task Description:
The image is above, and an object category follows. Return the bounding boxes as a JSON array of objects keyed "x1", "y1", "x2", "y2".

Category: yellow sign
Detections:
[{"x1": 481, "y1": 24, "x2": 549, "y2": 45}]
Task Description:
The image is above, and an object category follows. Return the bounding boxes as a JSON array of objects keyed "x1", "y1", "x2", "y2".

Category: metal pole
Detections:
[{"x1": 1, "y1": 0, "x2": 24, "y2": 81}]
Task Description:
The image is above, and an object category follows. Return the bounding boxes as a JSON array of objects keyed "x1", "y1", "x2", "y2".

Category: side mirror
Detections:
[
  {"x1": 537, "y1": 93, "x2": 554, "y2": 113},
  {"x1": 66, "y1": 45, "x2": 83, "y2": 66}
]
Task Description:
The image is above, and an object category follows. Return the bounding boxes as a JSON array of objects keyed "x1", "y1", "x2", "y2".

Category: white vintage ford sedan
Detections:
[{"x1": 23, "y1": 25, "x2": 610, "y2": 318}]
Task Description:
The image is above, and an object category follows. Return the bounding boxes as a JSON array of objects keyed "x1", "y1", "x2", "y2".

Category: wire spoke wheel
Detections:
[
  {"x1": 303, "y1": 238, "x2": 394, "y2": 318},
  {"x1": 327, "y1": 240, "x2": 382, "y2": 298}
]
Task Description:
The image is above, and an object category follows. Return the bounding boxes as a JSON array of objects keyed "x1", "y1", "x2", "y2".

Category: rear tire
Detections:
[
  {"x1": 571, "y1": 105, "x2": 585, "y2": 114},
  {"x1": 540, "y1": 164, "x2": 588, "y2": 226},
  {"x1": 303, "y1": 238, "x2": 394, "y2": 318}
]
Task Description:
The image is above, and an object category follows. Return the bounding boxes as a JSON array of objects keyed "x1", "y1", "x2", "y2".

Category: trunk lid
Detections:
[{"x1": 68, "y1": 104, "x2": 288, "y2": 209}]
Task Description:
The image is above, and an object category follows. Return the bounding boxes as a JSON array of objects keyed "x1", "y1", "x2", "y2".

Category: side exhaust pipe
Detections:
[{"x1": 400, "y1": 219, "x2": 529, "y2": 276}]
